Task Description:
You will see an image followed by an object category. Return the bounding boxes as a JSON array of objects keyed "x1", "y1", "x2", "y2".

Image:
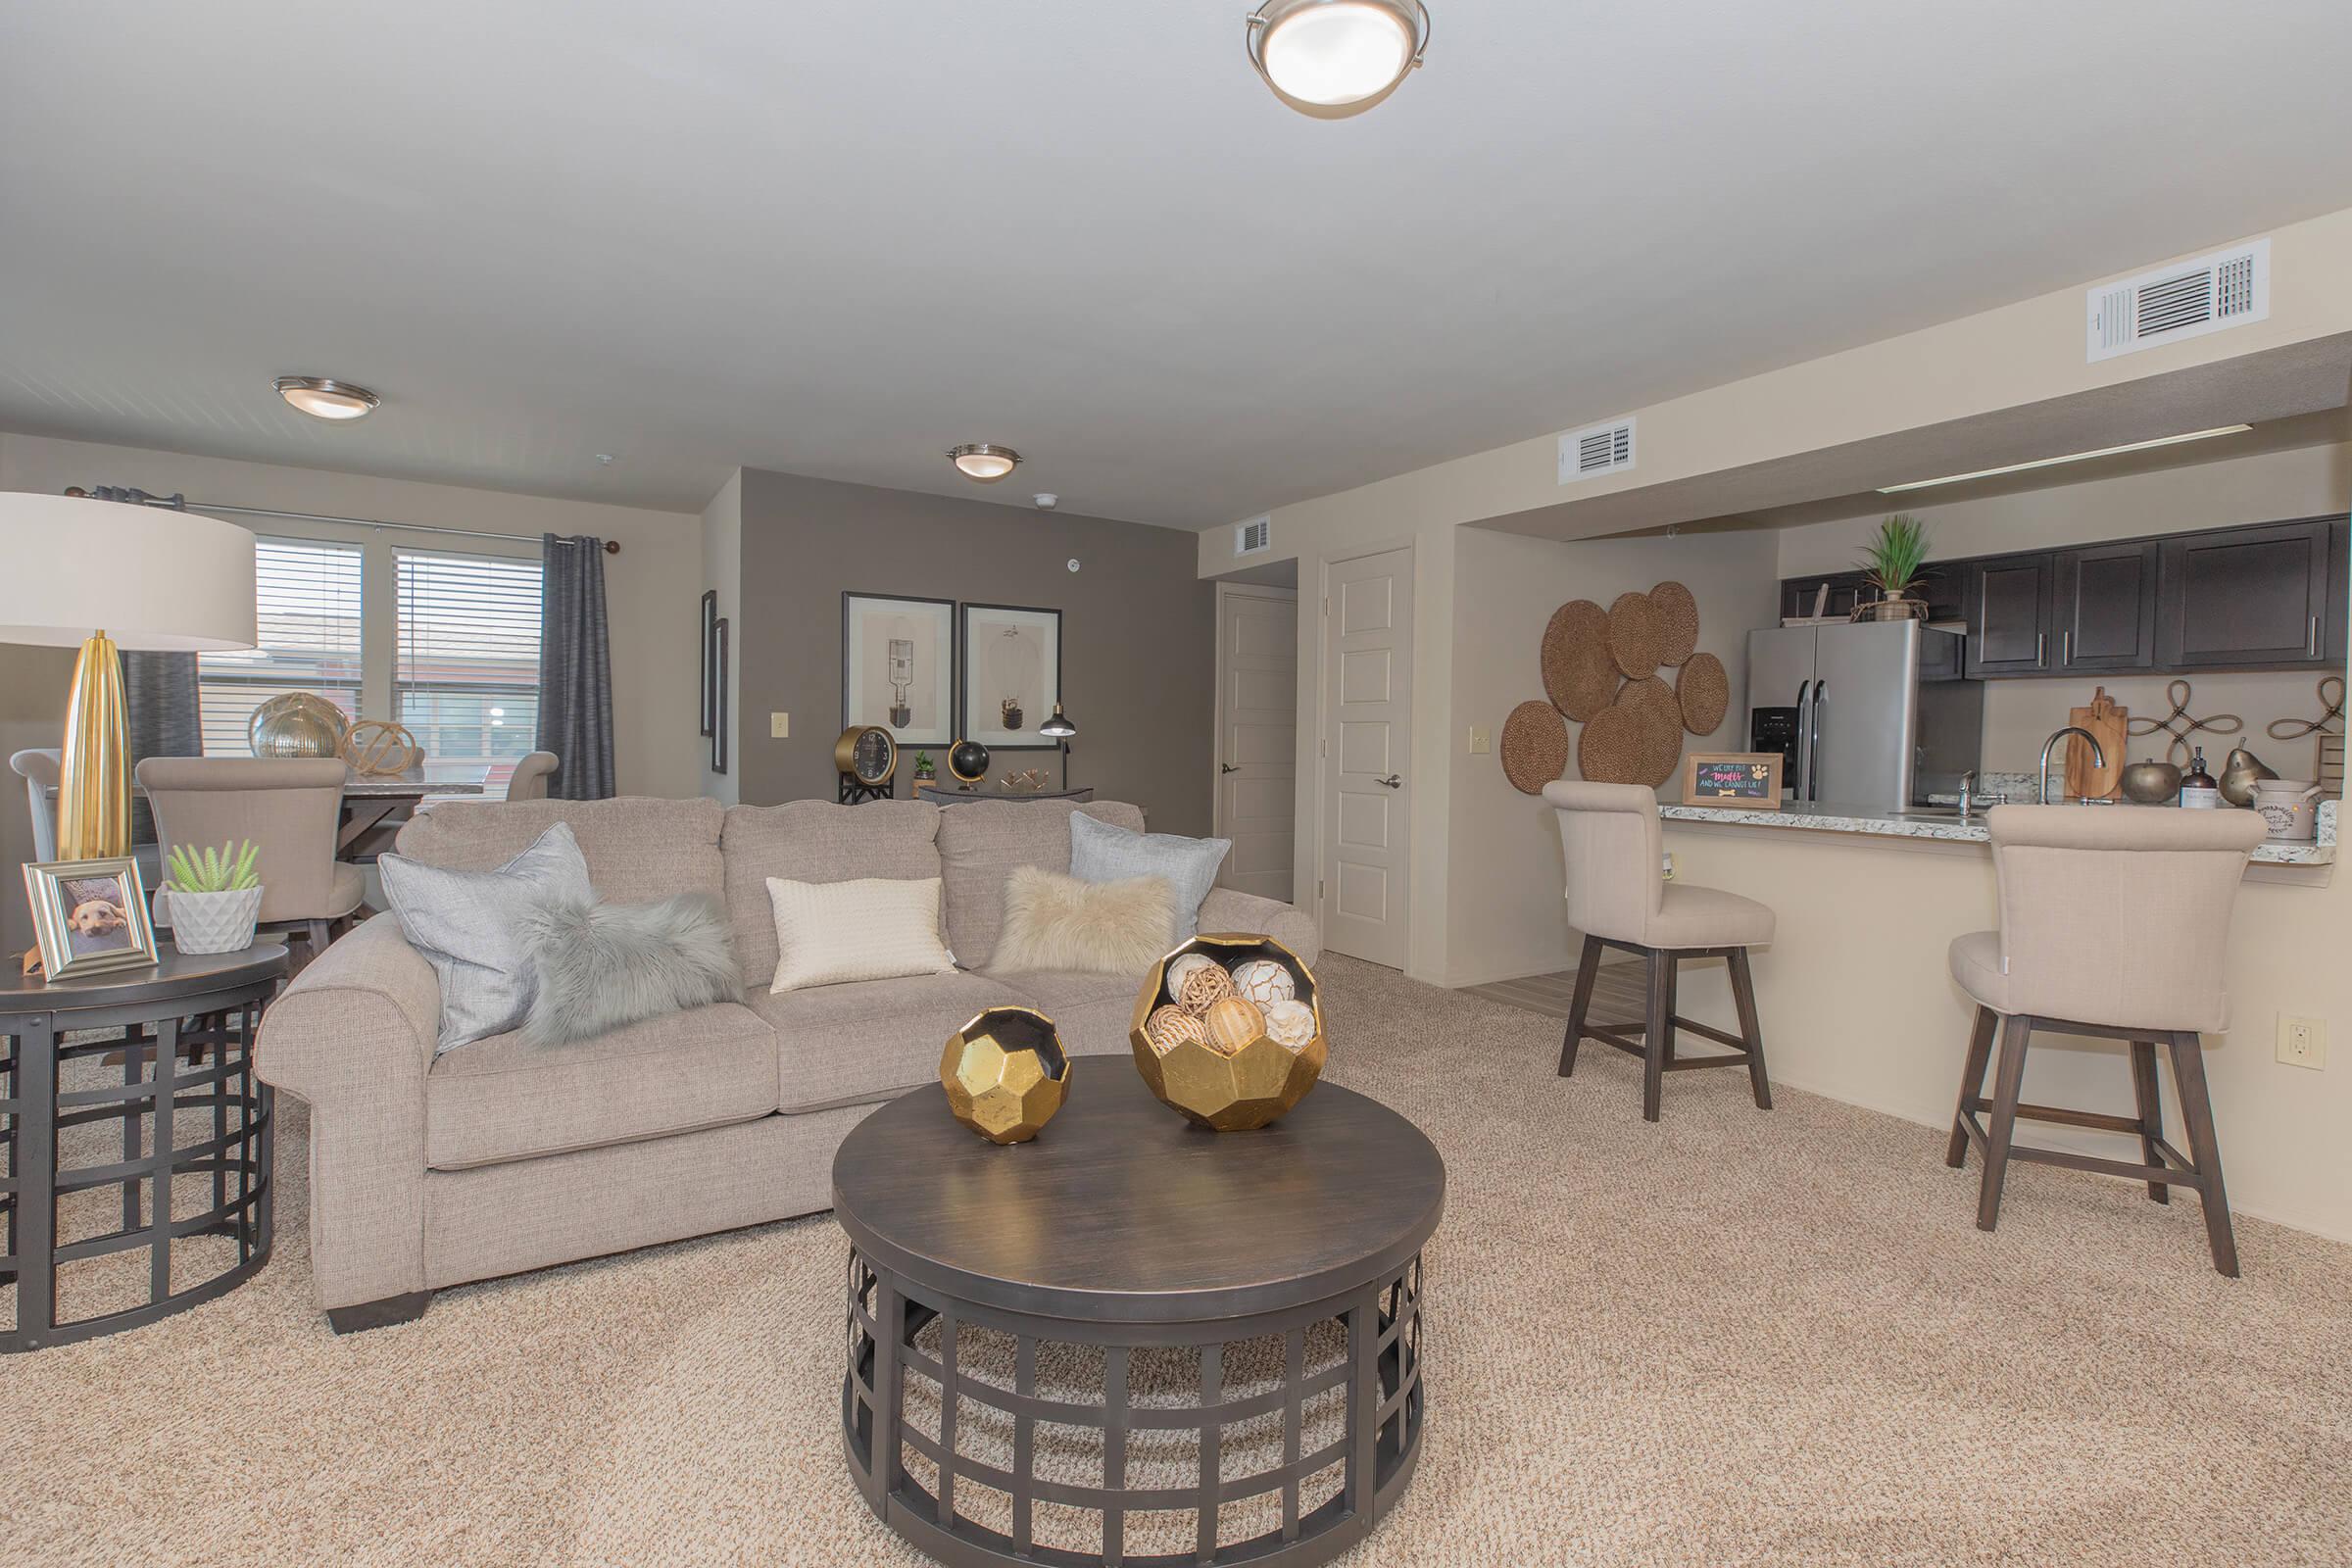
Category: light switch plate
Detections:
[
  {"x1": 769, "y1": 712, "x2": 790, "y2": 739},
  {"x1": 1468, "y1": 725, "x2": 1490, "y2": 755},
  {"x1": 2278, "y1": 1014, "x2": 2326, "y2": 1070}
]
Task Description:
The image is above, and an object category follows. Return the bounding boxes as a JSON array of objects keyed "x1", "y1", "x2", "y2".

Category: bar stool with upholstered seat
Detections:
[
  {"x1": 1544, "y1": 781, "x2": 1776, "y2": 1122},
  {"x1": 1945, "y1": 805, "x2": 2265, "y2": 1277}
]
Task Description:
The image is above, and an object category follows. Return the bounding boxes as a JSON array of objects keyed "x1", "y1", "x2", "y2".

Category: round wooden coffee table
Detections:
[{"x1": 834, "y1": 1069, "x2": 1445, "y2": 1568}]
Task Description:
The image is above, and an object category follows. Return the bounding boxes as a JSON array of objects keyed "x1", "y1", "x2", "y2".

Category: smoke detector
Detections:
[{"x1": 1033, "y1": 493, "x2": 1059, "y2": 511}]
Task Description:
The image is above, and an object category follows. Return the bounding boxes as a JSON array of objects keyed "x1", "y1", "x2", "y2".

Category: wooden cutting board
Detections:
[{"x1": 2066, "y1": 687, "x2": 2128, "y2": 800}]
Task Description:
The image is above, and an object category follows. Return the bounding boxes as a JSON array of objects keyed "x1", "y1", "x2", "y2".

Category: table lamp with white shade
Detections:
[{"x1": 0, "y1": 492, "x2": 256, "y2": 860}]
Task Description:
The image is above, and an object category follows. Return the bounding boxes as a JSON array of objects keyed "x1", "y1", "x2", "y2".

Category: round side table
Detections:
[{"x1": 2, "y1": 944, "x2": 286, "y2": 1351}]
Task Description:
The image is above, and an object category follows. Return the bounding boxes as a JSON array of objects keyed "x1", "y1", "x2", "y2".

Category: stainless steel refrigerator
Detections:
[{"x1": 1744, "y1": 620, "x2": 1982, "y2": 809}]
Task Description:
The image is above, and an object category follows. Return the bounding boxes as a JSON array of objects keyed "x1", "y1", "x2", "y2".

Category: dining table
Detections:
[{"x1": 56, "y1": 760, "x2": 494, "y2": 860}]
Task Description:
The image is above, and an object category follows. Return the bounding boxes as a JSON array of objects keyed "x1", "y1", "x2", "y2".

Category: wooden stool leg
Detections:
[
  {"x1": 1975, "y1": 1014, "x2": 2034, "y2": 1232},
  {"x1": 1945, "y1": 1006, "x2": 1997, "y2": 1169},
  {"x1": 1641, "y1": 949, "x2": 1670, "y2": 1123},
  {"x1": 1558, "y1": 934, "x2": 1601, "y2": 1078},
  {"x1": 2128, "y1": 1041, "x2": 2170, "y2": 1204},
  {"x1": 2167, "y1": 1032, "x2": 2239, "y2": 1278},
  {"x1": 1728, "y1": 947, "x2": 1771, "y2": 1110}
]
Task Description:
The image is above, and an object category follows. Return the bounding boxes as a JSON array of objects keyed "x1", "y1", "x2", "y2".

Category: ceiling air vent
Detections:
[
  {"x1": 1234, "y1": 514, "x2": 1272, "y2": 556},
  {"x1": 2086, "y1": 238, "x2": 2270, "y2": 363},
  {"x1": 1558, "y1": 416, "x2": 1636, "y2": 485}
]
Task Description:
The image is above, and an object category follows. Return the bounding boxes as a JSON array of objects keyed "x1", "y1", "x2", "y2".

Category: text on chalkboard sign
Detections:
[{"x1": 1680, "y1": 752, "x2": 1784, "y2": 809}]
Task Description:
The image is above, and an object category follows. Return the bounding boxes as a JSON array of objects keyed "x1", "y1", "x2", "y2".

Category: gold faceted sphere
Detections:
[
  {"x1": 940, "y1": 1005, "x2": 1071, "y2": 1145},
  {"x1": 1130, "y1": 934, "x2": 1326, "y2": 1131}
]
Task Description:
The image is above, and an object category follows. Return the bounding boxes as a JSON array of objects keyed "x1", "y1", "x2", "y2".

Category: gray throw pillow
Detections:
[
  {"x1": 378, "y1": 821, "x2": 595, "y2": 1054},
  {"x1": 516, "y1": 892, "x2": 741, "y2": 1047},
  {"x1": 1068, "y1": 810, "x2": 1231, "y2": 941}
]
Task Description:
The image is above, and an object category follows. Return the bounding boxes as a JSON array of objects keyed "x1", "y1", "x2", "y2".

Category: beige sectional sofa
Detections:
[{"x1": 256, "y1": 794, "x2": 1317, "y2": 1332}]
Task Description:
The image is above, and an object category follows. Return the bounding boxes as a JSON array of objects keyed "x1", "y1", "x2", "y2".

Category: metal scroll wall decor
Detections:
[{"x1": 1506, "y1": 581, "x2": 1725, "y2": 794}]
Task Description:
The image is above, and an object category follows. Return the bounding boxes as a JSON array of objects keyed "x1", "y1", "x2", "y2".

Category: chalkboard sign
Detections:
[{"x1": 1681, "y1": 752, "x2": 1783, "y2": 809}]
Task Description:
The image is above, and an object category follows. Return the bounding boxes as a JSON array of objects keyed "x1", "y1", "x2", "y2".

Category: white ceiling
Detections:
[{"x1": 5, "y1": 2, "x2": 2352, "y2": 528}]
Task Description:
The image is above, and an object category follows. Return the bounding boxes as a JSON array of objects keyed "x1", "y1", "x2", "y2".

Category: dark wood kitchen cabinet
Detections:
[
  {"x1": 2052, "y1": 540, "x2": 2159, "y2": 672},
  {"x1": 2156, "y1": 517, "x2": 2338, "y2": 669},
  {"x1": 1961, "y1": 554, "x2": 2051, "y2": 676}
]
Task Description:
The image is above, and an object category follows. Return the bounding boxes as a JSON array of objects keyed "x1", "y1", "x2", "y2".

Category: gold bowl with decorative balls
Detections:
[
  {"x1": 940, "y1": 1006, "x2": 1071, "y2": 1145},
  {"x1": 1130, "y1": 934, "x2": 1325, "y2": 1131}
]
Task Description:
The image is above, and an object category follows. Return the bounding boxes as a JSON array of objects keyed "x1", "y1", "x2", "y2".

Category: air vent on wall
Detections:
[
  {"x1": 1558, "y1": 416, "x2": 1636, "y2": 485},
  {"x1": 2086, "y1": 238, "x2": 2270, "y2": 363},
  {"x1": 1234, "y1": 514, "x2": 1272, "y2": 556}
]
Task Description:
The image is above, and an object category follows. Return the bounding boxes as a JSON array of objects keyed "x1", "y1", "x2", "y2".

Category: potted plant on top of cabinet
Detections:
[{"x1": 1855, "y1": 514, "x2": 1933, "y2": 621}]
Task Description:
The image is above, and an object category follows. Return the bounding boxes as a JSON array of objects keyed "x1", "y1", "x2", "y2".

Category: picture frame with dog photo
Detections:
[{"x1": 24, "y1": 856, "x2": 159, "y2": 980}]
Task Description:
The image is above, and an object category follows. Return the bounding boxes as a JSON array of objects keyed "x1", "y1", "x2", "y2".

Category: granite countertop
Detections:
[{"x1": 1658, "y1": 789, "x2": 2336, "y2": 866}]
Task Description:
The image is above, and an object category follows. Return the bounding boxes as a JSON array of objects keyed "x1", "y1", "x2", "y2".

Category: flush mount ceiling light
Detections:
[
  {"x1": 274, "y1": 376, "x2": 380, "y2": 421},
  {"x1": 1876, "y1": 424, "x2": 2252, "y2": 493},
  {"x1": 1247, "y1": 0, "x2": 1430, "y2": 117},
  {"x1": 949, "y1": 443, "x2": 1022, "y2": 482}
]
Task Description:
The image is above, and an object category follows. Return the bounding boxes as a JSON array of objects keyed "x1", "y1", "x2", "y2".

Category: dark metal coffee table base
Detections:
[{"x1": 843, "y1": 1248, "x2": 1426, "y2": 1568}]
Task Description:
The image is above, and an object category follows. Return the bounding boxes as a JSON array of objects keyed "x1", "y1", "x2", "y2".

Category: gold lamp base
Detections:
[{"x1": 59, "y1": 629, "x2": 131, "y2": 861}]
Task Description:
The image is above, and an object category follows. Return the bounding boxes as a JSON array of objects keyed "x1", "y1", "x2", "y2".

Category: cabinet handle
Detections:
[
  {"x1": 2311, "y1": 615, "x2": 2321, "y2": 657},
  {"x1": 2036, "y1": 632, "x2": 2046, "y2": 667},
  {"x1": 2062, "y1": 630, "x2": 2072, "y2": 665}
]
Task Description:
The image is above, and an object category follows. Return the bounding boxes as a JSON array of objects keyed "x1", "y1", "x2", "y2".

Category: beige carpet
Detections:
[{"x1": 11, "y1": 955, "x2": 2352, "y2": 1567}]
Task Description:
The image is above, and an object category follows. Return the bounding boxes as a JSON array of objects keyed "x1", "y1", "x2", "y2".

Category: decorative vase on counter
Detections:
[
  {"x1": 2218, "y1": 745, "x2": 2277, "y2": 808},
  {"x1": 2119, "y1": 759, "x2": 2183, "y2": 806},
  {"x1": 2253, "y1": 779, "x2": 2324, "y2": 841}
]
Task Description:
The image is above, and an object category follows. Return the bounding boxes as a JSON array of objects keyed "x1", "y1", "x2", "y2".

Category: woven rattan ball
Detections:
[
  {"x1": 1648, "y1": 581, "x2": 1700, "y2": 667},
  {"x1": 1177, "y1": 962, "x2": 1236, "y2": 1015},
  {"x1": 1146, "y1": 1004, "x2": 1207, "y2": 1055},
  {"x1": 1165, "y1": 953, "x2": 1222, "y2": 998},
  {"x1": 1500, "y1": 700, "x2": 1570, "y2": 795},
  {"x1": 1607, "y1": 592, "x2": 1662, "y2": 679},
  {"x1": 1203, "y1": 996, "x2": 1265, "y2": 1057},
  {"x1": 1677, "y1": 653, "x2": 1729, "y2": 735}
]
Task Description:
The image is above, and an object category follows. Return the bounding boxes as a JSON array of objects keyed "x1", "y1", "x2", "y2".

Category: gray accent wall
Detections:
[{"x1": 736, "y1": 469, "x2": 1216, "y2": 834}]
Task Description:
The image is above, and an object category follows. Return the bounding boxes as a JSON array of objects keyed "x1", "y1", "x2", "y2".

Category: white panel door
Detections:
[
  {"x1": 1214, "y1": 586, "x2": 1298, "y2": 902},
  {"x1": 1319, "y1": 547, "x2": 1413, "y2": 969}
]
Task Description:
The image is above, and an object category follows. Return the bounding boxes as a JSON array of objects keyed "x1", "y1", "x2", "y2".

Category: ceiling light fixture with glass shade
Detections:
[
  {"x1": 275, "y1": 376, "x2": 380, "y2": 420},
  {"x1": 1246, "y1": 0, "x2": 1430, "y2": 117},
  {"x1": 949, "y1": 443, "x2": 1022, "y2": 483}
]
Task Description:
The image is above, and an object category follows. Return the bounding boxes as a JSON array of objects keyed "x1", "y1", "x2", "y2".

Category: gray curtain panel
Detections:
[
  {"x1": 536, "y1": 533, "x2": 617, "y2": 799},
  {"x1": 121, "y1": 651, "x2": 202, "y2": 844}
]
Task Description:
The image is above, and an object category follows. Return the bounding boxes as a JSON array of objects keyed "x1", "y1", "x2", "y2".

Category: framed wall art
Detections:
[
  {"x1": 959, "y1": 602, "x2": 1061, "y2": 751},
  {"x1": 710, "y1": 617, "x2": 730, "y2": 775},
  {"x1": 700, "y1": 589, "x2": 717, "y2": 739},
  {"x1": 843, "y1": 593, "x2": 956, "y2": 748},
  {"x1": 24, "y1": 856, "x2": 159, "y2": 979}
]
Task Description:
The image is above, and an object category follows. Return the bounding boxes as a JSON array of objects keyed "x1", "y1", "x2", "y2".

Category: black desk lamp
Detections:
[{"x1": 1040, "y1": 703, "x2": 1077, "y2": 789}]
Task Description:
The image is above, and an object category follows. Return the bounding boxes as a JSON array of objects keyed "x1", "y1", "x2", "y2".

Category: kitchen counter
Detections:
[{"x1": 1657, "y1": 795, "x2": 2336, "y2": 865}]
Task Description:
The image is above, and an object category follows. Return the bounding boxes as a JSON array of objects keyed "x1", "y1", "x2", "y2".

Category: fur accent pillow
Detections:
[
  {"x1": 765, "y1": 875, "x2": 957, "y2": 993},
  {"x1": 516, "y1": 893, "x2": 742, "y2": 1047},
  {"x1": 992, "y1": 866, "x2": 1174, "y2": 975}
]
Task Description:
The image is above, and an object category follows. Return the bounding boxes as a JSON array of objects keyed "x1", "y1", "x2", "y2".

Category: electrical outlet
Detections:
[
  {"x1": 769, "y1": 712, "x2": 790, "y2": 739},
  {"x1": 1660, "y1": 852, "x2": 1676, "y2": 881},
  {"x1": 1468, "y1": 725, "x2": 1490, "y2": 755},
  {"x1": 2278, "y1": 1014, "x2": 2327, "y2": 1070}
]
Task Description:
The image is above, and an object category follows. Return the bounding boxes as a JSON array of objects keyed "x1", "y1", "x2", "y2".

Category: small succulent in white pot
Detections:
[{"x1": 162, "y1": 841, "x2": 265, "y2": 955}]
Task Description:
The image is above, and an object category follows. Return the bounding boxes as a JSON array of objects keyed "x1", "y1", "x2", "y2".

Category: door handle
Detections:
[
  {"x1": 1220, "y1": 762, "x2": 1240, "y2": 774},
  {"x1": 1376, "y1": 774, "x2": 1402, "y2": 789}
]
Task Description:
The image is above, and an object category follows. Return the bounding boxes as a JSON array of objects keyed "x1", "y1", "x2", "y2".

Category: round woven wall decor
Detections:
[
  {"x1": 1607, "y1": 592, "x2": 1662, "y2": 678},
  {"x1": 1677, "y1": 653, "x2": 1729, "y2": 735},
  {"x1": 1616, "y1": 676, "x2": 1686, "y2": 786},
  {"x1": 1499, "y1": 701, "x2": 1569, "y2": 795},
  {"x1": 1541, "y1": 600, "x2": 1616, "y2": 720},
  {"x1": 1648, "y1": 580, "x2": 1699, "y2": 667},
  {"x1": 1576, "y1": 704, "x2": 1647, "y2": 785}
]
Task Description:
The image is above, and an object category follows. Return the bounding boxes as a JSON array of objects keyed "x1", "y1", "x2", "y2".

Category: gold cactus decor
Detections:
[
  {"x1": 940, "y1": 1006, "x2": 1071, "y2": 1145},
  {"x1": 1130, "y1": 934, "x2": 1326, "y2": 1131}
]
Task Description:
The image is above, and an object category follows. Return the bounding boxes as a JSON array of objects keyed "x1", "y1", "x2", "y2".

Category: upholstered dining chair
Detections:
[
  {"x1": 1543, "y1": 780, "x2": 1776, "y2": 1122},
  {"x1": 10, "y1": 747, "x2": 62, "y2": 862},
  {"x1": 1945, "y1": 805, "x2": 2265, "y2": 1276},
  {"x1": 136, "y1": 757, "x2": 364, "y2": 963},
  {"x1": 503, "y1": 751, "x2": 559, "y2": 801}
]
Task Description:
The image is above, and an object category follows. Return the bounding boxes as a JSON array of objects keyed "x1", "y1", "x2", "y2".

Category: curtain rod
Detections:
[{"x1": 65, "y1": 486, "x2": 621, "y2": 555}]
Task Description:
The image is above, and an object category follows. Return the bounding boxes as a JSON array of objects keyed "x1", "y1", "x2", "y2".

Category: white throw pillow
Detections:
[{"x1": 765, "y1": 875, "x2": 957, "y2": 993}]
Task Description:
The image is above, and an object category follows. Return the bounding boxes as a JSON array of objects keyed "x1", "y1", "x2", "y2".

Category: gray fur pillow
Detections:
[{"x1": 516, "y1": 892, "x2": 742, "y2": 1047}]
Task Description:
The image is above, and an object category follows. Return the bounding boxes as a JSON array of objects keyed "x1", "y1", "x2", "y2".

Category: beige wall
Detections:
[
  {"x1": 1446, "y1": 525, "x2": 1782, "y2": 986},
  {"x1": 0, "y1": 430, "x2": 708, "y2": 812}
]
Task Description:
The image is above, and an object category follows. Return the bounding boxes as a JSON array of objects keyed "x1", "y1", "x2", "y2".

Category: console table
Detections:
[
  {"x1": 1, "y1": 945, "x2": 284, "y2": 1351},
  {"x1": 916, "y1": 785, "x2": 1096, "y2": 805}
]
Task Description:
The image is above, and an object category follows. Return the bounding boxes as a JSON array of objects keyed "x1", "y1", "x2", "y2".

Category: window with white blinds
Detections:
[
  {"x1": 394, "y1": 548, "x2": 544, "y2": 763},
  {"x1": 196, "y1": 537, "x2": 364, "y2": 756}
]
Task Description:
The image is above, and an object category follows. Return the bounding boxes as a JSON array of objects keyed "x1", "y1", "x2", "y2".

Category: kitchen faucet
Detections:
[{"x1": 2038, "y1": 726, "x2": 2106, "y2": 806}]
